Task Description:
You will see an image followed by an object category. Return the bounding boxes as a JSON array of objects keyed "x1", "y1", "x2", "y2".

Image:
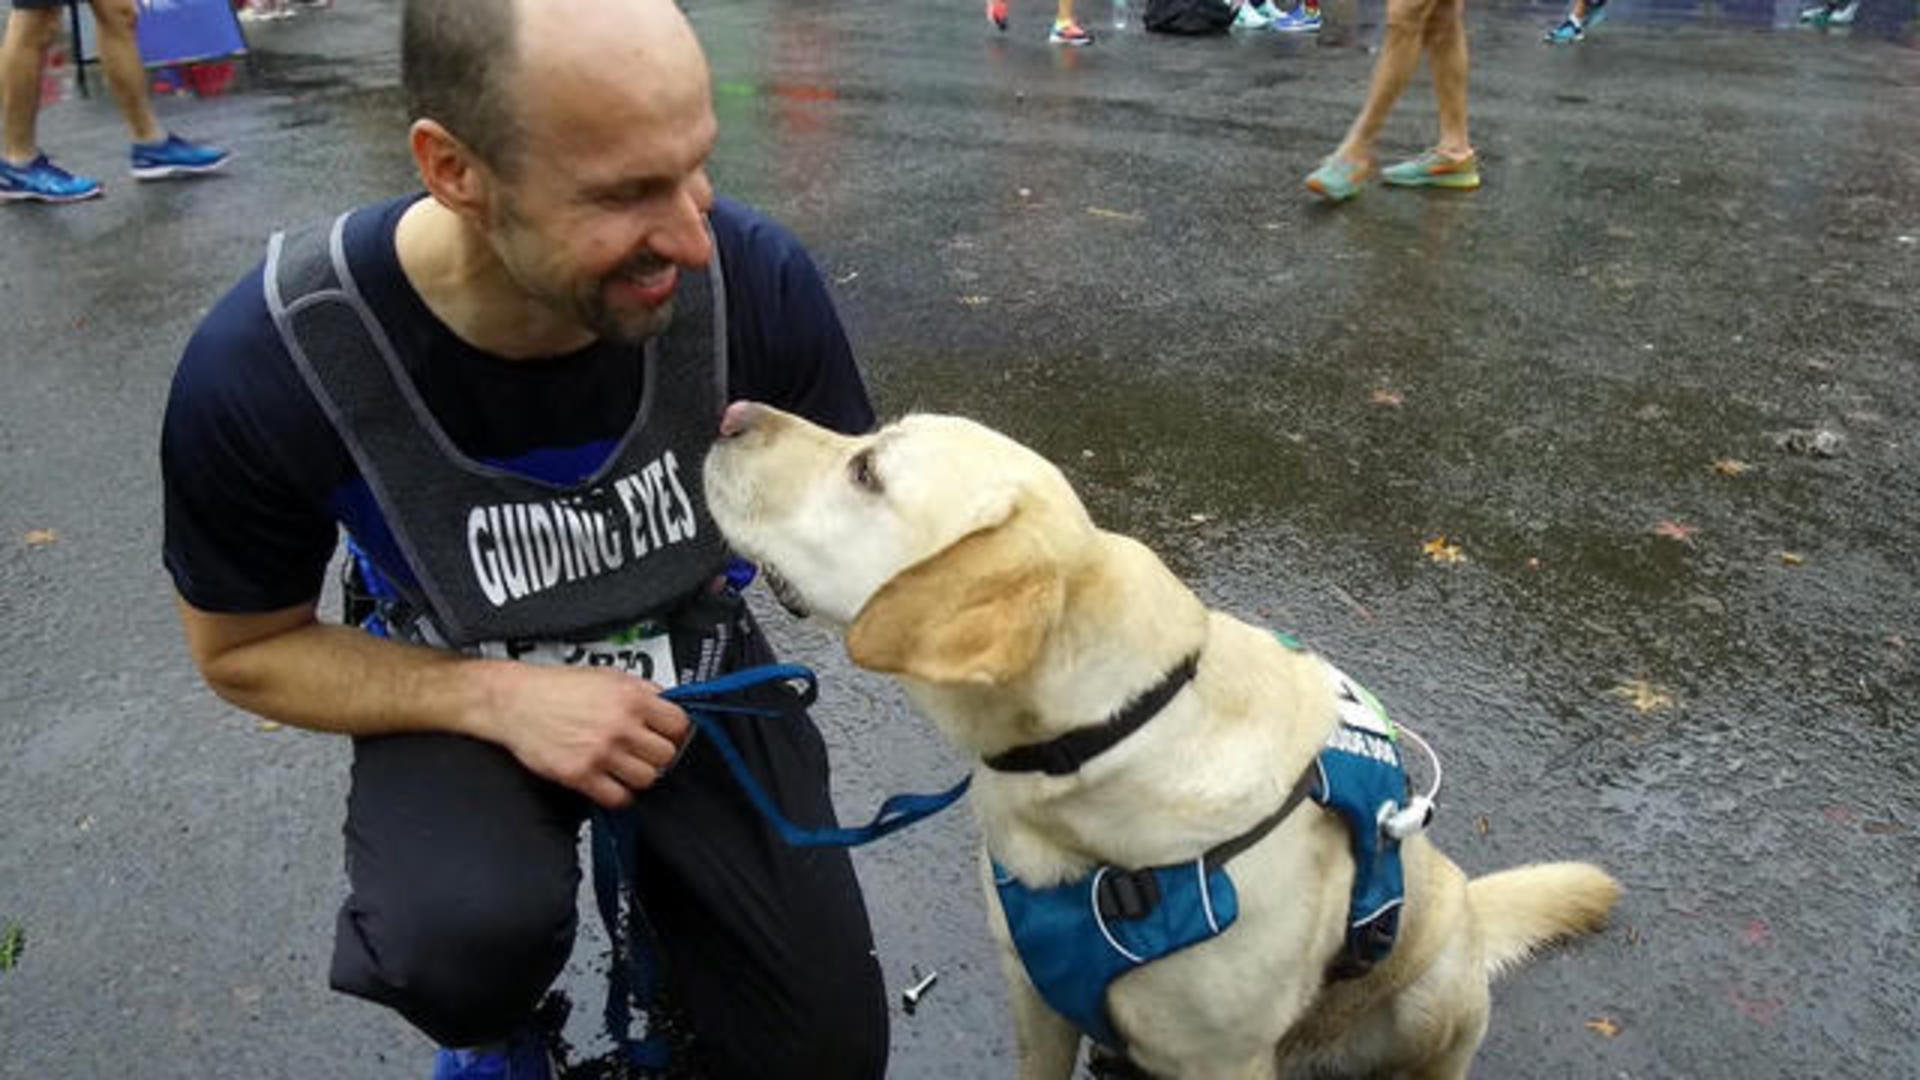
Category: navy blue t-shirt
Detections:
[{"x1": 162, "y1": 195, "x2": 872, "y2": 615}]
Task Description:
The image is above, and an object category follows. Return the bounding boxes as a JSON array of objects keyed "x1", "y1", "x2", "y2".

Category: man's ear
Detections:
[
  {"x1": 409, "y1": 118, "x2": 491, "y2": 221},
  {"x1": 846, "y1": 508, "x2": 1064, "y2": 686}
]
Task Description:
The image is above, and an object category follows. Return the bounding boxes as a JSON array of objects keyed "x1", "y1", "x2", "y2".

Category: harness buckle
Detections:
[{"x1": 1096, "y1": 868, "x2": 1162, "y2": 922}]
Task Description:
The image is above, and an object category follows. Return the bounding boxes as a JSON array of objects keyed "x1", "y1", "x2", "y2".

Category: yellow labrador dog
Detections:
[{"x1": 703, "y1": 402, "x2": 1619, "y2": 1079}]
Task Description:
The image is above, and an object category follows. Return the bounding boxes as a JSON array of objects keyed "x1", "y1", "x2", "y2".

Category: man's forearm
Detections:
[{"x1": 186, "y1": 609, "x2": 511, "y2": 743}]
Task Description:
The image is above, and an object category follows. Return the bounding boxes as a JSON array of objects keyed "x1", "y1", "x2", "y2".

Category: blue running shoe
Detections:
[
  {"x1": 129, "y1": 133, "x2": 230, "y2": 181},
  {"x1": 0, "y1": 154, "x2": 102, "y2": 204},
  {"x1": 1270, "y1": 5, "x2": 1322, "y2": 32},
  {"x1": 430, "y1": 1029, "x2": 554, "y2": 1080}
]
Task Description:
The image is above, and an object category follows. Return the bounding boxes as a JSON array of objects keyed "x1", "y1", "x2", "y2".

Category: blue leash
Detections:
[
  {"x1": 662, "y1": 663, "x2": 972, "y2": 847},
  {"x1": 589, "y1": 663, "x2": 969, "y2": 1070}
]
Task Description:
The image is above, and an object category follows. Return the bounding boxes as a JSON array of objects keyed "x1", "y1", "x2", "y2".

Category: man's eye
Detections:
[{"x1": 848, "y1": 449, "x2": 883, "y2": 494}]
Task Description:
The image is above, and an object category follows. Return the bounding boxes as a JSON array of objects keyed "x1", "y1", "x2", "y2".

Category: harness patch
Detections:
[{"x1": 993, "y1": 858, "x2": 1239, "y2": 1050}]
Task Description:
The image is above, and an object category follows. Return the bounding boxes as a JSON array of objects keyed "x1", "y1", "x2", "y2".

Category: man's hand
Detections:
[
  {"x1": 175, "y1": 595, "x2": 692, "y2": 808},
  {"x1": 480, "y1": 662, "x2": 693, "y2": 809}
]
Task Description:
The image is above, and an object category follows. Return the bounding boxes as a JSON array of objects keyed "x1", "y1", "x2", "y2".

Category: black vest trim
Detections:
[{"x1": 265, "y1": 209, "x2": 733, "y2": 647}]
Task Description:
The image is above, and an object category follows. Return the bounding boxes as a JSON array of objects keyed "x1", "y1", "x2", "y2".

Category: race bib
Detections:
[
  {"x1": 474, "y1": 622, "x2": 678, "y2": 689},
  {"x1": 1325, "y1": 663, "x2": 1395, "y2": 740}
]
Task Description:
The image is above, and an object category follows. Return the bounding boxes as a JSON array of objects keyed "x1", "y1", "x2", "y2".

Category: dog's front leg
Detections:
[
  {"x1": 980, "y1": 853, "x2": 1081, "y2": 1079},
  {"x1": 998, "y1": 939, "x2": 1082, "y2": 1079}
]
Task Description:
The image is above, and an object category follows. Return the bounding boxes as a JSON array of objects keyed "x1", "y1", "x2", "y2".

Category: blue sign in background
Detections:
[
  {"x1": 133, "y1": 0, "x2": 246, "y2": 65},
  {"x1": 74, "y1": 0, "x2": 246, "y2": 68}
]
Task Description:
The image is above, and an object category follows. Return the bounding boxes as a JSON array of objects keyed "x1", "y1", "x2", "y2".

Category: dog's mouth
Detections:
[{"x1": 760, "y1": 564, "x2": 811, "y2": 619}]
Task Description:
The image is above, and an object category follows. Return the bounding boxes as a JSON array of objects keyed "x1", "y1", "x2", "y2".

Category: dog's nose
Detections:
[{"x1": 719, "y1": 401, "x2": 762, "y2": 439}]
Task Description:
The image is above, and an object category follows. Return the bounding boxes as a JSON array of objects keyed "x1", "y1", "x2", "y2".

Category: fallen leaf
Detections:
[
  {"x1": 1368, "y1": 388, "x2": 1405, "y2": 408},
  {"x1": 1585, "y1": 1017, "x2": 1621, "y2": 1037},
  {"x1": 1525, "y1": 557, "x2": 1542, "y2": 571},
  {"x1": 833, "y1": 270, "x2": 860, "y2": 285},
  {"x1": 1862, "y1": 820, "x2": 1912, "y2": 836},
  {"x1": 23, "y1": 528, "x2": 58, "y2": 548},
  {"x1": 0, "y1": 921, "x2": 23, "y2": 972},
  {"x1": 1711, "y1": 458, "x2": 1752, "y2": 477},
  {"x1": 1188, "y1": 513, "x2": 1213, "y2": 524},
  {"x1": 1017, "y1": 187, "x2": 1033, "y2": 199},
  {"x1": 1080, "y1": 449, "x2": 1096, "y2": 459},
  {"x1": 257, "y1": 721, "x2": 283, "y2": 733},
  {"x1": 1779, "y1": 552, "x2": 1804, "y2": 566},
  {"x1": 1728, "y1": 988, "x2": 1784, "y2": 1024},
  {"x1": 1653, "y1": 520, "x2": 1698, "y2": 544},
  {"x1": 1422, "y1": 536, "x2": 1466, "y2": 564},
  {"x1": 1612, "y1": 678, "x2": 1673, "y2": 714},
  {"x1": 1474, "y1": 816, "x2": 1490, "y2": 836},
  {"x1": 1086, "y1": 207, "x2": 1145, "y2": 223},
  {"x1": 958, "y1": 295, "x2": 991, "y2": 307}
]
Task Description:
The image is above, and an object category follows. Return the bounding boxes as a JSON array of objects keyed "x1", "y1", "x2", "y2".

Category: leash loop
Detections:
[{"x1": 662, "y1": 663, "x2": 970, "y2": 848}]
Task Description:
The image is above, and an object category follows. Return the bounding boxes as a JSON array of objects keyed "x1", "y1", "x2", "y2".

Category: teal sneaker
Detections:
[
  {"x1": 1543, "y1": 16, "x2": 1584, "y2": 42},
  {"x1": 1381, "y1": 151, "x2": 1481, "y2": 190},
  {"x1": 0, "y1": 153, "x2": 102, "y2": 203},
  {"x1": 1231, "y1": 1, "x2": 1272, "y2": 29},
  {"x1": 1800, "y1": 0, "x2": 1856, "y2": 23},
  {"x1": 1305, "y1": 156, "x2": 1371, "y2": 202}
]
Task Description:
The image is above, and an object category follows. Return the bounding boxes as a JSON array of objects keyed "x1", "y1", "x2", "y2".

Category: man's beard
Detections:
[
  {"x1": 584, "y1": 259, "x2": 677, "y2": 345},
  {"x1": 492, "y1": 195, "x2": 676, "y2": 346}
]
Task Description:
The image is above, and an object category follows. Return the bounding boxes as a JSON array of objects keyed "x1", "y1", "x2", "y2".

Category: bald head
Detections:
[{"x1": 402, "y1": 0, "x2": 710, "y2": 177}]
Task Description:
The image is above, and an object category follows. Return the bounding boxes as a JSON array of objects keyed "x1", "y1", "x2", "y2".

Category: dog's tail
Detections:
[{"x1": 1468, "y1": 862, "x2": 1620, "y2": 980}]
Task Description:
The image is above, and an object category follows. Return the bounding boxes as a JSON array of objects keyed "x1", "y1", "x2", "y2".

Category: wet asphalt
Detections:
[{"x1": 1, "y1": 0, "x2": 1917, "y2": 1077}]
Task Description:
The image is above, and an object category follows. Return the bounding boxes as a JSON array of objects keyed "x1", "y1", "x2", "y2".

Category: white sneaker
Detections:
[
  {"x1": 1231, "y1": 1, "x2": 1272, "y2": 28},
  {"x1": 1251, "y1": 1, "x2": 1285, "y2": 20},
  {"x1": 1828, "y1": 0, "x2": 1858, "y2": 23}
]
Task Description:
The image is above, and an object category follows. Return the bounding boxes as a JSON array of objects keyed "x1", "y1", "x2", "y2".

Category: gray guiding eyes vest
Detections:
[{"x1": 264, "y1": 210, "x2": 733, "y2": 648}]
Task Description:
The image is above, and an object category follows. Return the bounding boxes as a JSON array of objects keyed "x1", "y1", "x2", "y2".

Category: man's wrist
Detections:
[{"x1": 430, "y1": 655, "x2": 519, "y2": 746}]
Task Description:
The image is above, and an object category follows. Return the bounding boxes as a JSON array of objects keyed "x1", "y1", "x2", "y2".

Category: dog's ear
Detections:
[{"x1": 847, "y1": 508, "x2": 1063, "y2": 686}]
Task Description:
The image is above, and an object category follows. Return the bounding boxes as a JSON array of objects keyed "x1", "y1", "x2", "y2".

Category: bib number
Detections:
[{"x1": 476, "y1": 624, "x2": 678, "y2": 689}]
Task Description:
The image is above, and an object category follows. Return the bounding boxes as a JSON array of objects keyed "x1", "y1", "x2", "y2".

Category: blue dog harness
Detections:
[{"x1": 989, "y1": 635, "x2": 1433, "y2": 1051}]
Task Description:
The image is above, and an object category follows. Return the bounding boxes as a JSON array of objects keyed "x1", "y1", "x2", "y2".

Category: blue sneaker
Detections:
[
  {"x1": 430, "y1": 1029, "x2": 554, "y2": 1080},
  {"x1": 0, "y1": 154, "x2": 103, "y2": 204},
  {"x1": 129, "y1": 133, "x2": 230, "y2": 181},
  {"x1": 1270, "y1": 5, "x2": 1322, "y2": 31}
]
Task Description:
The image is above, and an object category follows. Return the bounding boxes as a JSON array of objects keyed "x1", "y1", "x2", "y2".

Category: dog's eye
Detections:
[{"x1": 848, "y1": 448, "x2": 883, "y2": 494}]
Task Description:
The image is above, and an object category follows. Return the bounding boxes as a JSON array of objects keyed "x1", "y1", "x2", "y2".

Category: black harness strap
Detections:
[
  {"x1": 1094, "y1": 762, "x2": 1319, "y2": 923},
  {"x1": 985, "y1": 654, "x2": 1201, "y2": 776}
]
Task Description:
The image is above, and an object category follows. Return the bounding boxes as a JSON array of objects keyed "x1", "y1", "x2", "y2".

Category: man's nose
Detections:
[{"x1": 654, "y1": 186, "x2": 713, "y2": 268}]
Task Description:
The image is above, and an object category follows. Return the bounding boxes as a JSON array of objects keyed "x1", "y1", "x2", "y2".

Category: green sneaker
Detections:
[
  {"x1": 1305, "y1": 157, "x2": 1372, "y2": 202},
  {"x1": 1381, "y1": 151, "x2": 1481, "y2": 190}
]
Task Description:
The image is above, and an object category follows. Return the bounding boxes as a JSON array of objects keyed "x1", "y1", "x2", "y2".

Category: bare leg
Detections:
[
  {"x1": 1, "y1": 7, "x2": 59, "y2": 164},
  {"x1": 1426, "y1": 0, "x2": 1470, "y2": 159},
  {"x1": 1330, "y1": 0, "x2": 1442, "y2": 168},
  {"x1": 90, "y1": 0, "x2": 164, "y2": 144},
  {"x1": 1054, "y1": 0, "x2": 1076, "y2": 24}
]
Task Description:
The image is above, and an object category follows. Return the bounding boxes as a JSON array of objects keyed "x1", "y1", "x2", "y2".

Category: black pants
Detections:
[{"x1": 328, "y1": 613, "x2": 888, "y2": 1079}]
